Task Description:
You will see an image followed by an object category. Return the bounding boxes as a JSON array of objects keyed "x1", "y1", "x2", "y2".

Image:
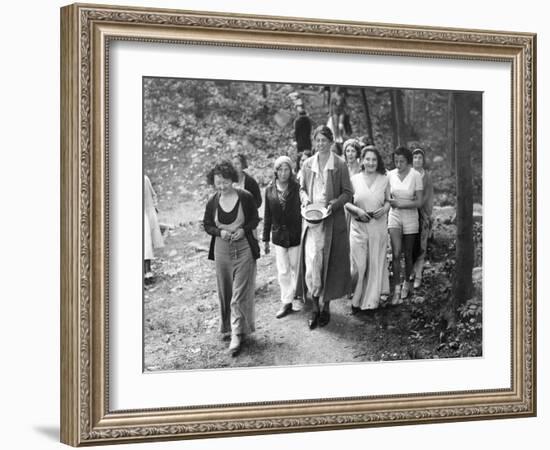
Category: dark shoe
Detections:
[
  {"x1": 319, "y1": 310, "x2": 331, "y2": 327},
  {"x1": 351, "y1": 305, "x2": 361, "y2": 315},
  {"x1": 276, "y1": 303, "x2": 293, "y2": 319},
  {"x1": 144, "y1": 273, "x2": 154, "y2": 286},
  {"x1": 308, "y1": 312, "x2": 319, "y2": 330},
  {"x1": 221, "y1": 332, "x2": 231, "y2": 342}
]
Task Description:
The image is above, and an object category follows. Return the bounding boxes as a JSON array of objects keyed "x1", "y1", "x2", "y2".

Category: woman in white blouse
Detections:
[{"x1": 387, "y1": 147, "x2": 423, "y2": 303}]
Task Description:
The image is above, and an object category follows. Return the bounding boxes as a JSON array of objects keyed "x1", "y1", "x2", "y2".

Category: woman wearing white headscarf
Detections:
[{"x1": 263, "y1": 156, "x2": 302, "y2": 318}]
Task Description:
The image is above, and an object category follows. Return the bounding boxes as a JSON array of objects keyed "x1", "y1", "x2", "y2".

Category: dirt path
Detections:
[{"x1": 143, "y1": 207, "x2": 477, "y2": 372}]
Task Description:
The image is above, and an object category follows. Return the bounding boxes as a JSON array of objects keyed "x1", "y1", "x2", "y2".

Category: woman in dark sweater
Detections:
[
  {"x1": 232, "y1": 153, "x2": 262, "y2": 209},
  {"x1": 203, "y1": 161, "x2": 260, "y2": 356},
  {"x1": 263, "y1": 156, "x2": 302, "y2": 319}
]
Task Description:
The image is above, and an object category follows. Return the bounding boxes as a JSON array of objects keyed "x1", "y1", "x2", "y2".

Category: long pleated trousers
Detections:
[{"x1": 214, "y1": 236, "x2": 256, "y2": 335}]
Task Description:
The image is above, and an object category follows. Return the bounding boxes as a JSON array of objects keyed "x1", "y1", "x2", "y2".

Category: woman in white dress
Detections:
[
  {"x1": 345, "y1": 147, "x2": 390, "y2": 314},
  {"x1": 387, "y1": 147, "x2": 424, "y2": 303},
  {"x1": 144, "y1": 175, "x2": 164, "y2": 283}
]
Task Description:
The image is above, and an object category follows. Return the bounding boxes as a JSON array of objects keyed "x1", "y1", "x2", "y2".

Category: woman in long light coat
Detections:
[{"x1": 296, "y1": 125, "x2": 353, "y2": 329}]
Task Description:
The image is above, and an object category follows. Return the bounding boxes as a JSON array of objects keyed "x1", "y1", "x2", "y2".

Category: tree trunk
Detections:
[
  {"x1": 447, "y1": 92, "x2": 456, "y2": 174},
  {"x1": 390, "y1": 91, "x2": 398, "y2": 148},
  {"x1": 261, "y1": 83, "x2": 269, "y2": 115},
  {"x1": 390, "y1": 89, "x2": 407, "y2": 148},
  {"x1": 360, "y1": 88, "x2": 374, "y2": 142},
  {"x1": 408, "y1": 91, "x2": 416, "y2": 128},
  {"x1": 452, "y1": 92, "x2": 474, "y2": 312}
]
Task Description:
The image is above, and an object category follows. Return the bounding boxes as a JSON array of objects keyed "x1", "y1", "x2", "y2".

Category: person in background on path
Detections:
[
  {"x1": 144, "y1": 175, "x2": 164, "y2": 285},
  {"x1": 232, "y1": 153, "x2": 262, "y2": 209},
  {"x1": 331, "y1": 141, "x2": 344, "y2": 157},
  {"x1": 343, "y1": 138, "x2": 363, "y2": 262},
  {"x1": 320, "y1": 85, "x2": 331, "y2": 110},
  {"x1": 343, "y1": 138, "x2": 362, "y2": 178},
  {"x1": 358, "y1": 135, "x2": 375, "y2": 149},
  {"x1": 203, "y1": 161, "x2": 260, "y2": 357},
  {"x1": 345, "y1": 147, "x2": 391, "y2": 314},
  {"x1": 296, "y1": 150, "x2": 312, "y2": 185},
  {"x1": 411, "y1": 147, "x2": 434, "y2": 288},
  {"x1": 263, "y1": 156, "x2": 302, "y2": 319},
  {"x1": 296, "y1": 125, "x2": 353, "y2": 329},
  {"x1": 387, "y1": 147, "x2": 424, "y2": 304},
  {"x1": 329, "y1": 86, "x2": 348, "y2": 143},
  {"x1": 294, "y1": 104, "x2": 313, "y2": 155}
]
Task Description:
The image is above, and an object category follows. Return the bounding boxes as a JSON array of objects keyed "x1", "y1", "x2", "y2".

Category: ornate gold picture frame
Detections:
[{"x1": 60, "y1": 3, "x2": 536, "y2": 446}]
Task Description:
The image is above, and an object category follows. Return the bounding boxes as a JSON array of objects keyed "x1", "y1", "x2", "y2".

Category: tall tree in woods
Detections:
[
  {"x1": 390, "y1": 89, "x2": 408, "y2": 148},
  {"x1": 360, "y1": 88, "x2": 374, "y2": 143},
  {"x1": 406, "y1": 90, "x2": 415, "y2": 126},
  {"x1": 261, "y1": 83, "x2": 269, "y2": 115},
  {"x1": 451, "y1": 92, "x2": 475, "y2": 324},
  {"x1": 447, "y1": 92, "x2": 456, "y2": 174}
]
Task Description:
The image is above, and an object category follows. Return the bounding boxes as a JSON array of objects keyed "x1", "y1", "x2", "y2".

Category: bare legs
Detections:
[
  {"x1": 389, "y1": 229, "x2": 417, "y2": 302},
  {"x1": 402, "y1": 234, "x2": 416, "y2": 283}
]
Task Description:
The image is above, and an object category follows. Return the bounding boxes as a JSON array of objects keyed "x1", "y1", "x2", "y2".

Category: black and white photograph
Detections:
[{"x1": 142, "y1": 78, "x2": 483, "y2": 371}]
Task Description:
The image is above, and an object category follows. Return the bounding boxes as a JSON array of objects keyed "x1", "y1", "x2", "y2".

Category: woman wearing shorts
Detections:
[{"x1": 388, "y1": 147, "x2": 423, "y2": 304}]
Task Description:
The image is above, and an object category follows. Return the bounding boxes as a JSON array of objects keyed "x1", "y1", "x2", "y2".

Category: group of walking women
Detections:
[{"x1": 203, "y1": 125, "x2": 433, "y2": 356}]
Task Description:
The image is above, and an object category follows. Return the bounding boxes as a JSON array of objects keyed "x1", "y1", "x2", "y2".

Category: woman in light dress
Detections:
[
  {"x1": 387, "y1": 147, "x2": 424, "y2": 303},
  {"x1": 144, "y1": 175, "x2": 164, "y2": 284},
  {"x1": 345, "y1": 147, "x2": 390, "y2": 314}
]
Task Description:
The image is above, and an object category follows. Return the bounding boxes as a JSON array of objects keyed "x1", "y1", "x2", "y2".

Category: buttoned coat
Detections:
[
  {"x1": 263, "y1": 179, "x2": 302, "y2": 248},
  {"x1": 296, "y1": 153, "x2": 353, "y2": 304}
]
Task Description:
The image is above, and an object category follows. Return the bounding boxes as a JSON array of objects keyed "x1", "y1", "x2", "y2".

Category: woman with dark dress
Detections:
[
  {"x1": 263, "y1": 156, "x2": 302, "y2": 319},
  {"x1": 203, "y1": 161, "x2": 260, "y2": 356},
  {"x1": 232, "y1": 153, "x2": 262, "y2": 209}
]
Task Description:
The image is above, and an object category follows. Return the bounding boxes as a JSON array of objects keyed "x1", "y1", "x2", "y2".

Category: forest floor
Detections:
[
  {"x1": 143, "y1": 196, "x2": 483, "y2": 372},
  {"x1": 143, "y1": 85, "x2": 482, "y2": 372}
]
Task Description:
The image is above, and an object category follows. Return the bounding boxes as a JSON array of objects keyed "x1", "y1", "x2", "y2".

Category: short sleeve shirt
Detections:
[{"x1": 388, "y1": 168, "x2": 423, "y2": 201}]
